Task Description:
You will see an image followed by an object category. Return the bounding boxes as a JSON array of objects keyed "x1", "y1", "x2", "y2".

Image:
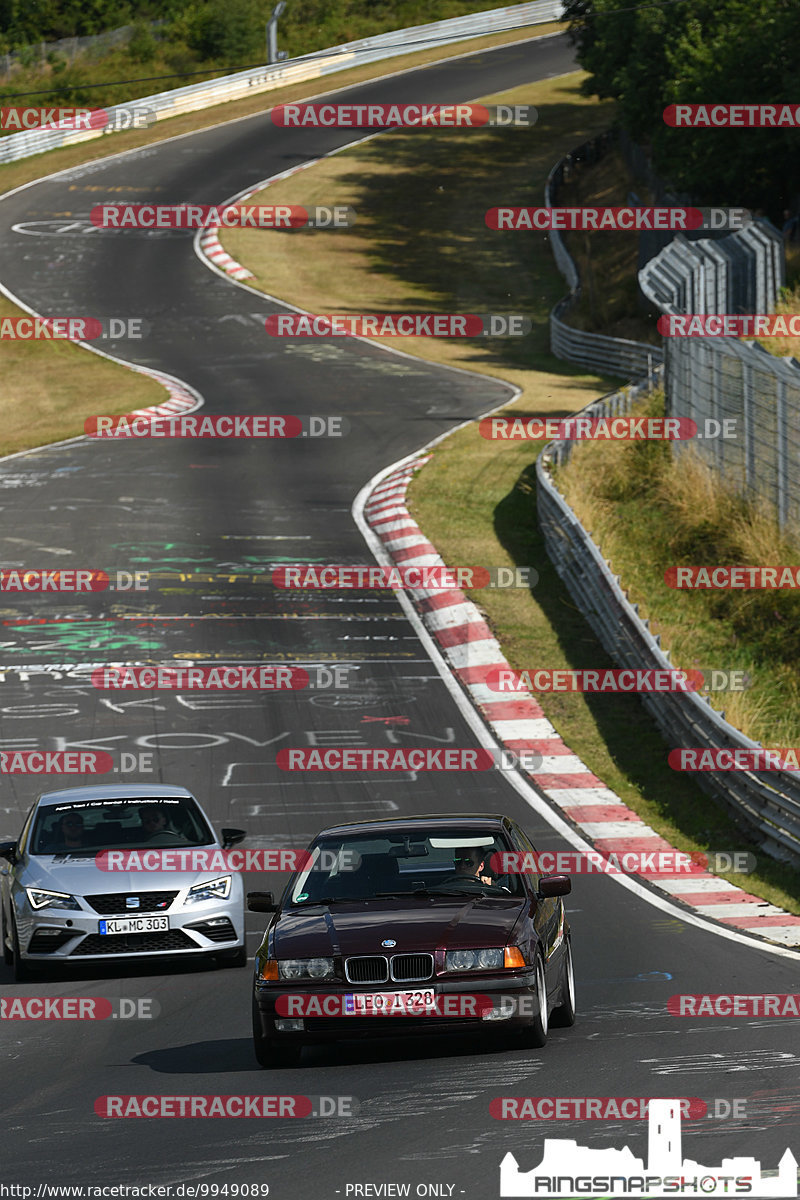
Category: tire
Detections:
[
  {"x1": 219, "y1": 944, "x2": 247, "y2": 968},
  {"x1": 252, "y1": 996, "x2": 303, "y2": 1068},
  {"x1": 550, "y1": 937, "x2": 576, "y2": 1028},
  {"x1": 10, "y1": 912, "x2": 32, "y2": 982},
  {"x1": 518, "y1": 952, "x2": 548, "y2": 1048}
]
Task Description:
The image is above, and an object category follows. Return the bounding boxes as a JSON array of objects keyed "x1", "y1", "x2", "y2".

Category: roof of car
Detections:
[
  {"x1": 35, "y1": 784, "x2": 195, "y2": 808},
  {"x1": 313, "y1": 814, "x2": 512, "y2": 838}
]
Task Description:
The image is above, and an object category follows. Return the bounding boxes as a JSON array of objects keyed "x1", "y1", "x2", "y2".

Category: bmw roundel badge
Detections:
[{"x1": 381, "y1": 938, "x2": 397, "y2": 948}]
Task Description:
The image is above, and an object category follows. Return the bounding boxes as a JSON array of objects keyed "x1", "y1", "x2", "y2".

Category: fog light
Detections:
[
  {"x1": 482, "y1": 1002, "x2": 516, "y2": 1022},
  {"x1": 274, "y1": 1019, "x2": 304, "y2": 1032}
]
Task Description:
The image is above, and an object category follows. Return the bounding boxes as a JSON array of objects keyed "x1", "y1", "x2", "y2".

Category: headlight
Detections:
[
  {"x1": 445, "y1": 948, "x2": 504, "y2": 972},
  {"x1": 278, "y1": 957, "x2": 335, "y2": 980},
  {"x1": 26, "y1": 888, "x2": 79, "y2": 911},
  {"x1": 186, "y1": 875, "x2": 232, "y2": 903}
]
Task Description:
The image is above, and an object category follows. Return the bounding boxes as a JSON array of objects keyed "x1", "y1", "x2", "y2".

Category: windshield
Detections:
[
  {"x1": 289, "y1": 828, "x2": 522, "y2": 904},
  {"x1": 31, "y1": 796, "x2": 216, "y2": 855}
]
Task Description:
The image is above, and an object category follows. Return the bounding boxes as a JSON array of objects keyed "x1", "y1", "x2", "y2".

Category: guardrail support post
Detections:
[{"x1": 267, "y1": 1, "x2": 287, "y2": 64}]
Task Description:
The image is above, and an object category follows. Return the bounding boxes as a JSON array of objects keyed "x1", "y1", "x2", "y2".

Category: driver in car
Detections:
[
  {"x1": 452, "y1": 847, "x2": 494, "y2": 885},
  {"x1": 138, "y1": 805, "x2": 181, "y2": 840}
]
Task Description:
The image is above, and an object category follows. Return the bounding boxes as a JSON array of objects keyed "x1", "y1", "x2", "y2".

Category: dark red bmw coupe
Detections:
[{"x1": 248, "y1": 814, "x2": 574, "y2": 1067}]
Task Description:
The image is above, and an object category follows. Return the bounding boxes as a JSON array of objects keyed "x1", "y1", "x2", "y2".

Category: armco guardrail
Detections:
[
  {"x1": 545, "y1": 134, "x2": 663, "y2": 380},
  {"x1": 0, "y1": 1, "x2": 563, "y2": 165},
  {"x1": 536, "y1": 380, "x2": 800, "y2": 864},
  {"x1": 536, "y1": 138, "x2": 800, "y2": 864}
]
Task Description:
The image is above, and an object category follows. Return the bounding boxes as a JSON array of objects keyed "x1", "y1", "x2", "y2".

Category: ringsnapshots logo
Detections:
[
  {"x1": 499, "y1": 1098, "x2": 798, "y2": 1196},
  {"x1": 90, "y1": 204, "x2": 355, "y2": 229},
  {"x1": 85, "y1": 414, "x2": 347, "y2": 438},
  {"x1": 486, "y1": 207, "x2": 752, "y2": 232},
  {"x1": 271, "y1": 102, "x2": 537, "y2": 127},
  {"x1": 264, "y1": 314, "x2": 531, "y2": 337}
]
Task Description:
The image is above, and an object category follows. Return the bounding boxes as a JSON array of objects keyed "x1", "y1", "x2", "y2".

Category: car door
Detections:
[{"x1": 508, "y1": 823, "x2": 562, "y2": 985}]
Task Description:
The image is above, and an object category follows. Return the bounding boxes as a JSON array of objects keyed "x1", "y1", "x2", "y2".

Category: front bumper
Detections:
[
  {"x1": 16, "y1": 902, "x2": 245, "y2": 962},
  {"x1": 253, "y1": 973, "x2": 538, "y2": 1042}
]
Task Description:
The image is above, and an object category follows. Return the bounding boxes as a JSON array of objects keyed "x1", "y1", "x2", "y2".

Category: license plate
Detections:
[
  {"x1": 344, "y1": 988, "x2": 435, "y2": 1015},
  {"x1": 98, "y1": 916, "x2": 169, "y2": 935}
]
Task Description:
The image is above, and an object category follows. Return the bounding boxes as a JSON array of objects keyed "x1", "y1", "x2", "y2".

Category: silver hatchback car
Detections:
[{"x1": 0, "y1": 784, "x2": 247, "y2": 979}]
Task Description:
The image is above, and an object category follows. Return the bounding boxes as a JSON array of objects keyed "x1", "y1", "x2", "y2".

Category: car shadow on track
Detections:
[{"x1": 132, "y1": 1032, "x2": 528, "y2": 1073}]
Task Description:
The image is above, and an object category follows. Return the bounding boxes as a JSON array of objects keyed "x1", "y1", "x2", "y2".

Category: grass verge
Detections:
[
  {"x1": 0, "y1": 297, "x2": 164, "y2": 458},
  {"x1": 223, "y1": 72, "x2": 623, "y2": 413},
  {"x1": 554, "y1": 388, "x2": 800, "y2": 750},
  {"x1": 222, "y1": 75, "x2": 800, "y2": 913}
]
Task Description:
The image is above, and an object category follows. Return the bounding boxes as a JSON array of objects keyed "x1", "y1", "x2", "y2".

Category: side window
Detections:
[{"x1": 507, "y1": 825, "x2": 540, "y2": 894}]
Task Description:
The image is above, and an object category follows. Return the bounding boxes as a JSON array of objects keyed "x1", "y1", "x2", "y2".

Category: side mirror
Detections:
[
  {"x1": 247, "y1": 891, "x2": 278, "y2": 913},
  {"x1": 538, "y1": 874, "x2": 571, "y2": 898},
  {"x1": 0, "y1": 840, "x2": 18, "y2": 864},
  {"x1": 221, "y1": 827, "x2": 246, "y2": 849}
]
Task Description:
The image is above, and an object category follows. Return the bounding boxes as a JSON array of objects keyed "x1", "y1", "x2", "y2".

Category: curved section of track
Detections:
[{"x1": 0, "y1": 34, "x2": 797, "y2": 1199}]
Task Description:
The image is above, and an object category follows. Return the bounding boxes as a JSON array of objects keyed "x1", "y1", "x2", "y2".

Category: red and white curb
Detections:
[
  {"x1": 126, "y1": 369, "x2": 201, "y2": 421},
  {"x1": 197, "y1": 229, "x2": 254, "y2": 282},
  {"x1": 364, "y1": 454, "x2": 800, "y2": 949}
]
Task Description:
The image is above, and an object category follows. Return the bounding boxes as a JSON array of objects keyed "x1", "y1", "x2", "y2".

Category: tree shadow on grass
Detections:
[
  {"x1": 492, "y1": 459, "x2": 800, "y2": 905},
  {"x1": 329, "y1": 95, "x2": 619, "y2": 375}
]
